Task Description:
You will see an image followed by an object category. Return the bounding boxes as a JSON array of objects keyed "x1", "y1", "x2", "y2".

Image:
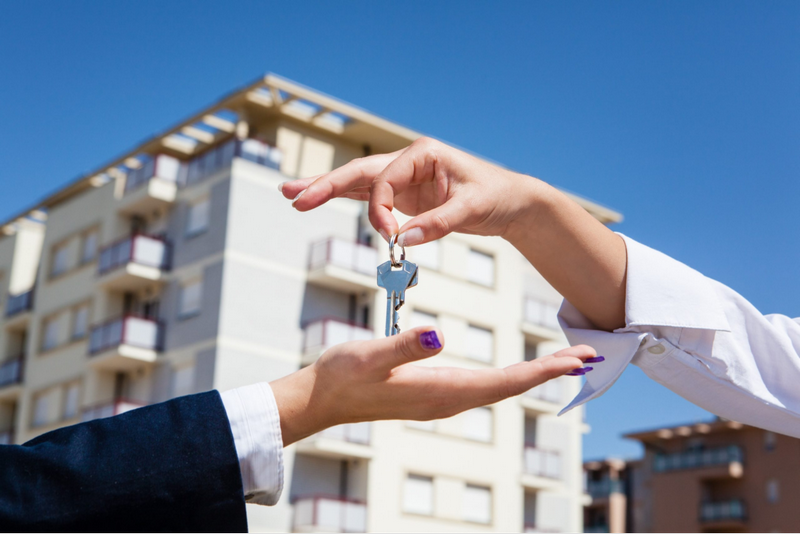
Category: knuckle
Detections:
[
  {"x1": 412, "y1": 136, "x2": 439, "y2": 152},
  {"x1": 431, "y1": 212, "x2": 451, "y2": 236},
  {"x1": 397, "y1": 335, "x2": 419, "y2": 362}
]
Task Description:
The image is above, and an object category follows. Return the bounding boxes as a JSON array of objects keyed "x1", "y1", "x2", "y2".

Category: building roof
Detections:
[
  {"x1": 624, "y1": 418, "x2": 747, "y2": 444},
  {"x1": 1, "y1": 73, "x2": 623, "y2": 235}
]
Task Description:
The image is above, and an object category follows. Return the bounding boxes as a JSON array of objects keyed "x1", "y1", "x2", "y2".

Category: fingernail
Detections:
[
  {"x1": 398, "y1": 228, "x2": 424, "y2": 247},
  {"x1": 584, "y1": 356, "x2": 605, "y2": 363},
  {"x1": 291, "y1": 189, "x2": 306, "y2": 207},
  {"x1": 420, "y1": 330, "x2": 442, "y2": 350},
  {"x1": 278, "y1": 182, "x2": 286, "y2": 193},
  {"x1": 379, "y1": 230, "x2": 390, "y2": 243},
  {"x1": 566, "y1": 366, "x2": 594, "y2": 376}
]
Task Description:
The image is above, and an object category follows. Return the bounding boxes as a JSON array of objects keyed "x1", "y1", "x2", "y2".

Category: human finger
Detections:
[{"x1": 363, "y1": 327, "x2": 445, "y2": 371}]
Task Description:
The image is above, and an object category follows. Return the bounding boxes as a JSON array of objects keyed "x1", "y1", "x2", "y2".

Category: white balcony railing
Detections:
[
  {"x1": 5, "y1": 289, "x2": 34, "y2": 317},
  {"x1": 82, "y1": 398, "x2": 146, "y2": 422},
  {"x1": 89, "y1": 315, "x2": 163, "y2": 355},
  {"x1": 293, "y1": 495, "x2": 367, "y2": 533},
  {"x1": 523, "y1": 297, "x2": 561, "y2": 330},
  {"x1": 98, "y1": 234, "x2": 170, "y2": 275},
  {"x1": 524, "y1": 446, "x2": 561, "y2": 479},
  {"x1": 124, "y1": 154, "x2": 183, "y2": 193},
  {"x1": 315, "y1": 423, "x2": 371, "y2": 445},
  {"x1": 309, "y1": 238, "x2": 377, "y2": 278},
  {"x1": 524, "y1": 377, "x2": 563, "y2": 404},
  {"x1": 0, "y1": 357, "x2": 23, "y2": 388},
  {"x1": 185, "y1": 138, "x2": 282, "y2": 186},
  {"x1": 303, "y1": 318, "x2": 373, "y2": 356}
]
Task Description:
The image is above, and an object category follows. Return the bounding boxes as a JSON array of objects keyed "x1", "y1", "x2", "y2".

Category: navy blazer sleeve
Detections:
[{"x1": 0, "y1": 390, "x2": 247, "y2": 532}]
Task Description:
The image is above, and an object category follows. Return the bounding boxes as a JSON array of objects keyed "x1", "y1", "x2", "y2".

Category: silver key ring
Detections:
[{"x1": 389, "y1": 233, "x2": 405, "y2": 267}]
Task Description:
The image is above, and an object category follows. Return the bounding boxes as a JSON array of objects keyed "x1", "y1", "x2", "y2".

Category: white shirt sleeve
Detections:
[
  {"x1": 558, "y1": 233, "x2": 800, "y2": 438},
  {"x1": 220, "y1": 382, "x2": 284, "y2": 505}
]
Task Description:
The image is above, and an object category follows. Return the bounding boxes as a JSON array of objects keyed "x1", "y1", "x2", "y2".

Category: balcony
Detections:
[
  {"x1": 307, "y1": 238, "x2": 378, "y2": 292},
  {"x1": 82, "y1": 398, "x2": 146, "y2": 422},
  {"x1": 653, "y1": 445, "x2": 744, "y2": 478},
  {"x1": 587, "y1": 478, "x2": 625, "y2": 500},
  {"x1": 522, "y1": 297, "x2": 563, "y2": 341},
  {"x1": 185, "y1": 138, "x2": 282, "y2": 186},
  {"x1": 293, "y1": 495, "x2": 367, "y2": 533},
  {"x1": 521, "y1": 378, "x2": 563, "y2": 414},
  {"x1": 97, "y1": 234, "x2": 170, "y2": 290},
  {"x1": 302, "y1": 317, "x2": 373, "y2": 365},
  {"x1": 88, "y1": 315, "x2": 164, "y2": 370},
  {"x1": 0, "y1": 356, "x2": 24, "y2": 400},
  {"x1": 5, "y1": 289, "x2": 34, "y2": 321},
  {"x1": 700, "y1": 499, "x2": 747, "y2": 530},
  {"x1": 118, "y1": 154, "x2": 181, "y2": 215},
  {"x1": 296, "y1": 423, "x2": 373, "y2": 460},
  {"x1": 522, "y1": 446, "x2": 562, "y2": 490}
]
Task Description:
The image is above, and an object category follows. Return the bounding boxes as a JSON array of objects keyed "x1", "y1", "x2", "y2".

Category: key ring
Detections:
[{"x1": 389, "y1": 233, "x2": 405, "y2": 267}]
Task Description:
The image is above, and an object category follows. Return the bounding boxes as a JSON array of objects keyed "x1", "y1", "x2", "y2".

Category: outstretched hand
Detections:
[
  {"x1": 280, "y1": 137, "x2": 542, "y2": 247},
  {"x1": 270, "y1": 327, "x2": 596, "y2": 446}
]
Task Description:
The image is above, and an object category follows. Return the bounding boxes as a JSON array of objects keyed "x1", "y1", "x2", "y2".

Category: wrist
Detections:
[
  {"x1": 501, "y1": 175, "x2": 554, "y2": 247},
  {"x1": 269, "y1": 364, "x2": 331, "y2": 446}
]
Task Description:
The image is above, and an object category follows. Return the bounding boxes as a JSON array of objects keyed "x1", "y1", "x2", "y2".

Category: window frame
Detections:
[
  {"x1": 466, "y1": 248, "x2": 495, "y2": 288},
  {"x1": 185, "y1": 197, "x2": 211, "y2": 239},
  {"x1": 178, "y1": 278, "x2": 203, "y2": 319}
]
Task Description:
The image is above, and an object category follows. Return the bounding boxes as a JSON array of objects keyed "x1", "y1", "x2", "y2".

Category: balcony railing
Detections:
[
  {"x1": 315, "y1": 423, "x2": 371, "y2": 445},
  {"x1": 309, "y1": 238, "x2": 377, "y2": 278},
  {"x1": 98, "y1": 234, "x2": 170, "y2": 275},
  {"x1": 0, "y1": 357, "x2": 24, "y2": 388},
  {"x1": 303, "y1": 318, "x2": 373, "y2": 355},
  {"x1": 524, "y1": 377, "x2": 563, "y2": 404},
  {"x1": 5, "y1": 289, "x2": 34, "y2": 317},
  {"x1": 587, "y1": 478, "x2": 625, "y2": 498},
  {"x1": 700, "y1": 499, "x2": 747, "y2": 522},
  {"x1": 185, "y1": 138, "x2": 283, "y2": 186},
  {"x1": 82, "y1": 398, "x2": 146, "y2": 422},
  {"x1": 124, "y1": 154, "x2": 183, "y2": 193},
  {"x1": 524, "y1": 445, "x2": 561, "y2": 479},
  {"x1": 654, "y1": 445, "x2": 743, "y2": 472},
  {"x1": 584, "y1": 525, "x2": 611, "y2": 533},
  {"x1": 293, "y1": 494, "x2": 367, "y2": 533},
  {"x1": 89, "y1": 315, "x2": 164, "y2": 355}
]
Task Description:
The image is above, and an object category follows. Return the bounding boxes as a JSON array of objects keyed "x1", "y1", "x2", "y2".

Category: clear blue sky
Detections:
[{"x1": 1, "y1": 1, "x2": 798, "y2": 460}]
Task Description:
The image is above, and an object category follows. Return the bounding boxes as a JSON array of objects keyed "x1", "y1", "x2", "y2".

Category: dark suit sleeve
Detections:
[{"x1": 0, "y1": 390, "x2": 248, "y2": 532}]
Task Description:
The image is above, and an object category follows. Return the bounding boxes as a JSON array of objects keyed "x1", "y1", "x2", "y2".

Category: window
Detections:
[
  {"x1": 467, "y1": 249, "x2": 494, "y2": 287},
  {"x1": 72, "y1": 305, "x2": 89, "y2": 340},
  {"x1": 42, "y1": 315, "x2": 61, "y2": 351},
  {"x1": 462, "y1": 407, "x2": 493, "y2": 443},
  {"x1": 412, "y1": 240, "x2": 440, "y2": 270},
  {"x1": 462, "y1": 484, "x2": 491, "y2": 524},
  {"x1": 81, "y1": 230, "x2": 98, "y2": 264},
  {"x1": 410, "y1": 310, "x2": 438, "y2": 329},
  {"x1": 51, "y1": 243, "x2": 69, "y2": 277},
  {"x1": 178, "y1": 279, "x2": 202, "y2": 317},
  {"x1": 63, "y1": 383, "x2": 80, "y2": 419},
  {"x1": 33, "y1": 388, "x2": 59, "y2": 427},
  {"x1": 465, "y1": 325, "x2": 493, "y2": 362},
  {"x1": 186, "y1": 198, "x2": 210, "y2": 237},
  {"x1": 764, "y1": 431, "x2": 777, "y2": 452},
  {"x1": 407, "y1": 420, "x2": 437, "y2": 432},
  {"x1": 172, "y1": 365, "x2": 195, "y2": 398},
  {"x1": 767, "y1": 479, "x2": 780, "y2": 503},
  {"x1": 403, "y1": 474, "x2": 434, "y2": 516}
]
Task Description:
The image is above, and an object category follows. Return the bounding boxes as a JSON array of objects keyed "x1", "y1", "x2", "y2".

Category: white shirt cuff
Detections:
[{"x1": 221, "y1": 382, "x2": 284, "y2": 506}]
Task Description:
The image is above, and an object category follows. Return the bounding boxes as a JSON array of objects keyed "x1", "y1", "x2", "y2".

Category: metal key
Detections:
[
  {"x1": 376, "y1": 234, "x2": 419, "y2": 336},
  {"x1": 377, "y1": 259, "x2": 418, "y2": 336}
]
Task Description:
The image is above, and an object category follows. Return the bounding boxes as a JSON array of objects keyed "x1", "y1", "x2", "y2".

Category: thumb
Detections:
[
  {"x1": 396, "y1": 200, "x2": 468, "y2": 247},
  {"x1": 370, "y1": 327, "x2": 445, "y2": 370}
]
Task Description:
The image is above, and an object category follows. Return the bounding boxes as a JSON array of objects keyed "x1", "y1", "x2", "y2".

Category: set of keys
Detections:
[{"x1": 377, "y1": 234, "x2": 419, "y2": 336}]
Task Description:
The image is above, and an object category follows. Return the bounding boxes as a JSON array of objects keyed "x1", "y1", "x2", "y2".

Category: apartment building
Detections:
[
  {"x1": 583, "y1": 458, "x2": 639, "y2": 533},
  {"x1": 623, "y1": 418, "x2": 800, "y2": 533},
  {"x1": 0, "y1": 74, "x2": 621, "y2": 532}
]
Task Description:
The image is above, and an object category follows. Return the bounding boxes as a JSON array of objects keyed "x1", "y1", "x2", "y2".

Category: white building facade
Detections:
[{"x1": 0, "y1": 74, "x2": 620, "y2": 533}]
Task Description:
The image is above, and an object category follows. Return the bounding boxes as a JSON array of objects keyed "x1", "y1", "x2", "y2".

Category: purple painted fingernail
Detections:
[
  {"x1": 566, "y1": 366, "x2": 594, "y2": 376},
  {"x1": 420, "y1": 331, "x2": 442, "y2": 350},
  {"x1": 585, "y1": 356, "x2": 605, "y2": 363}
]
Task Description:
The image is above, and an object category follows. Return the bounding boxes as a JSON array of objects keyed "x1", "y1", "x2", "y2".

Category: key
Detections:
[{"x1": 377, "y1": 259, "x2": 418, "y2": 336}]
